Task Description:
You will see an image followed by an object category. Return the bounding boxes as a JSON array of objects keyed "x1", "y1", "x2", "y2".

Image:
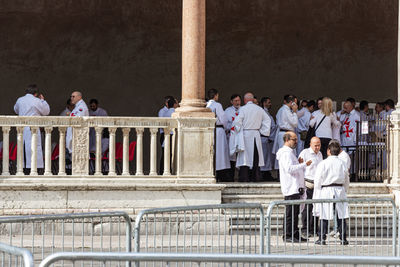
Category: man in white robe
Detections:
[
  {"x1": 59, "y1": 99, "x2": 75, "y2": 116},
  {"x1": 313, "y1": 141, "x2": 350, "y2": 245},
  {"x1": 14, "y1": 85, "x2": 50, "y2": 173},
  {"x1": 272, "y1": 95, "x2": 298, "y2": 169},
  {"x1": 276, "y1": 131, "x2": 311, "y2": 242},
  {"x1": 233, "y1": 92, "x2": 271, "y2": 182},
  {"x1": 224, "y1": 94, "x2": 241, "y2": 180},
  {"x1": 260, "y1": 97, "x2": 277, "y2": 180},
  {"x1": 207, "y1": 89, "x2": 231, "y2": 182},
  {"x1": 296, "y1": 100, "x2": 314, "y2": 155},
  {"x1": 66, "y1": 91, "x2": 89, "y2": 154}
]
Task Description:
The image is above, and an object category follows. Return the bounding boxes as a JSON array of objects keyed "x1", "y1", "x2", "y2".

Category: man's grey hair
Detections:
[{"x1": 328, "y1": 139, "x2": 341, "y2": 146}]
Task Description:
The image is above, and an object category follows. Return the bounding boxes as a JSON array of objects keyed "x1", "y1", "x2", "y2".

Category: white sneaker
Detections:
[{"x1": 329, "y1": 231, "x2": 340, "y2": 238}]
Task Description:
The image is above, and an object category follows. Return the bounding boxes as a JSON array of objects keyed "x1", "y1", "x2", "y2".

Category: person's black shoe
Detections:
[
  {"x1": 315, "y1": 239, "x2": 326, "y2": 245},
  {"x1": 298, "y1": 236, "x2": 308, "y2": 242},
  {"x1": 341, "y1": 240, "x2": 349, "y2": 245},
  {"x1": 301, "y1": 231, "x2": 313, "y2": 238}
]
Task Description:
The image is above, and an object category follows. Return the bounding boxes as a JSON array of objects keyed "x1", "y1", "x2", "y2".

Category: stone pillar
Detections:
[
  {"x1": 72, "y1": 125, "x2": 89, "y2": 176},
  {"x1": 135, "y1": 128, "x2": 144, "y2": 176},
  {"x1": 2, "y1": 127, "x2": 10, "y2": 176},
  {"x1": 95, "y1": 127, "x2": 103, "y2": 176},
  {"x1": 389, "y1": 5, "x2": 400, "y2": 204},
  {"x1": 108, "y1": 127, "x2": 117, "y2": 176},
  {"x1": 122, "y1": 128, "x2": 130, "y2": 176},
  {"x1": 174, "y1": 0, "x2": 212, "y2": 117},
  {"x1": 58, "y1": 127, "x2": 67, "y2": 176},
  {"x1": 44, "y1": 127, "x2": 52, "y2": 176}
]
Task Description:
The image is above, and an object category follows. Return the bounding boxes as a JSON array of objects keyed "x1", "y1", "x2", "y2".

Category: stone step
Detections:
[{"x1": 221, "y1": 183, "x2": 390, "y2": 196}]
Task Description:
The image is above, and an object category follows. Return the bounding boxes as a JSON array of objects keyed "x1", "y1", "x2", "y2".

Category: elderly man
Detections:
[
  {"x1": 272, "y1": 95, "x2": 298, "y2": 168},
  {"x1": 276, "y1": 131, "x2": 311, "y2": 242},
  {"x1": 14, "y1": 84, "x2": 50, "y2": 174},
  {"x1": 313, "y1": 141, "x2": 350, "y2": 245},
  {"x1": 66, "y1": 91, "x2": 89, "y2": 153},
  {"x1": 233, "y1": 92, "x2": 271, "y2": 182},
  {"x1": 298, "y1": 136, "x2": 323, "y2": 237}
]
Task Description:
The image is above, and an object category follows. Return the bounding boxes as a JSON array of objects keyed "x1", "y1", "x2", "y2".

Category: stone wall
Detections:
[{"x1": 0, "y1": 0, "x2": 397, "y2": 116}]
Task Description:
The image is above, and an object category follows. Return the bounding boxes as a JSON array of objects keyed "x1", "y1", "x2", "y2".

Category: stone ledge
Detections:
[{"x1": 0, "y1": 177, "x2": 223, "y2": 191}]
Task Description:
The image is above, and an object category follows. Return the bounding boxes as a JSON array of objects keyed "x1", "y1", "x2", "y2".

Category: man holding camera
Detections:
[{"x1": 276, "y1": 131, "x2": 312, "y2": 243}]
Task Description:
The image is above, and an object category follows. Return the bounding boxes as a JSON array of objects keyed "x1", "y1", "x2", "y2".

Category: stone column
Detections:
[
  {"x1": 30, "y1": 127, "x2": 38, "y2": 176},
  {"x1": 135, "y1": 128, "x2": 144, "y2": 176},
  {"x1": 94, "y1": 127, "x2": 103, "y2": 176},
  {"x1": 108, "y1": 127, "x2": 117, "y2": 176},
  {"x1": 2, "y1": 127, "x2": 10, "y2": 176},
  {"x1": 122, "y1": 128, "x2": 130, "y2": 176},
  {"x1": 174, "y1": 0, "x2": 213, "y2": 117},
  {"x1": 389, "y1": 5, "x2": 400, "y2": 204},
  {"x1": 16, "y1": 127, "x2": 24, "y2": 176},
  {"x1": 44, "y1": 127, "x2": 52, "y2": 176},
  {"x1": 58, "y1": 127, "x2": 67, "y2": 176}
]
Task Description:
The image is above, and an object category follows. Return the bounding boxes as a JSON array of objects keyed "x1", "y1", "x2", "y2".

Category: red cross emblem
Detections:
[{"x1": 343, "y1": 118, "x2": 353, "y2": 137}]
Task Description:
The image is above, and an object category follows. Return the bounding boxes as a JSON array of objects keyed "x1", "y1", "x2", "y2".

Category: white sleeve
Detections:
[
  {"x1": 233, "y1": 110, "x2": 244, "y2": 132},
  {"x1": 330, "y1": 113, "x2": 341, "y2": 127},
  {"x1": 14, "y1": 101, "x2": 19, "y2": 115},
  {"x1": 280, "y1": 152, "x2": 306, "y2": 175},
  {"x1": 297, "y1": 108, "x2": 306, "y2": 118},
  {"x1": 286, "y1": 110, "x2": 298, "y2": 128},
  {"x1": 259, "y1": 111, "x2": 271, "y2": 136},
  {"x1": 37, "y1": 100, "x2": 50, "y2": 116},
  {"x1": 216, "y1": 103, "x2": 228, "y2": 129}
]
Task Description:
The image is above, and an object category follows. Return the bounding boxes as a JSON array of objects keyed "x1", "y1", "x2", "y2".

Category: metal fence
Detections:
[
  {"x1": 0, "y1": 211, "x2": 132, "y2": 263},
  {"x1": 133, "y1": 203, "x2": 264, "y2": 255},
  {"x1": 0, "y1": 242, "x2": 34, "y2": 267},
  {"x1": 265, "y1": 198, "x2": 397, "y2": 256},
  {"x1": 38, "y1": 252, "x2": 400, "y2": 267}
]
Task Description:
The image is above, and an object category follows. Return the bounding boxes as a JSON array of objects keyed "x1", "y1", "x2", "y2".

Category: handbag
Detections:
[{"x1": 304, "y1": 115, "x2": 326, "y2": 148}]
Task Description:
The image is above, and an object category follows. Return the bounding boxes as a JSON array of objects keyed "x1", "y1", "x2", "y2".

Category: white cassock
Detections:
[
  {"x1": 313, "y1": 155, "x2": 350, "y2": 220},
  {"x1": 296, "y1": 108, "x2": 311, "y2": 156},
  {"x1": 272, "y1": 105, "x2": 298, "y2": 168},
  {"x1": 207, "y1": 100, "x2": 230, "y2": 171},
  {"x1": 66, "y1": 99, "x2": 89, "y2": 153},
  {"x1": 340, "y1": 110, "x2": 360, "y2": 148},
  {"x1": 14, "y1": 94, "x2": 50, "y2": 168},
  {"x1": 260, "y1": 107, "x2": 277, "y2": 171},
  {"x1": 89, "y1": 107, "x2": 108, "y2": 152},
  {"x1": 233, "y1": 101, "x2": 271, "y2": 168},
  {"x1": 225, "y1": 105, "x2": 240, "y2": 162}
]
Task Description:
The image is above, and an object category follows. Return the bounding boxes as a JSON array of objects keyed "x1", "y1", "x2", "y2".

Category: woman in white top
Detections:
[{"x1": 310, "y1": 97, "x2": 341, "y2": 158}]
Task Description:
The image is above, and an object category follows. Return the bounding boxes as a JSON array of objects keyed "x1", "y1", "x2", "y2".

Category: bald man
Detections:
[
  {"x1": 232, "y1": 92, "x2": 271, "y2": 182},
  {"x1": 66, "y1": 91, "x2": 89, "y2": 154},
  {"x1": 298, "y1": 136, "x2": 323, "y2": 237}
]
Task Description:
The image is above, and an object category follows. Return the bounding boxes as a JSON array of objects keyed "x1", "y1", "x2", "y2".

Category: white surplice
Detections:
[
  {"x1": 225, "y1": 105, "x2": 240, "y2": 161},
  {"x1": 14, "y1": 94, "x2": 50, "y2": 168},
  {"x1": 233, "y1": 101, "x2": 271, "y2": 168},
  {"x1": 313, "y1": 155, "x2": 350, "y2": 220},
  {"x1": 207, "y1": 100, "x2": 230, "y2": 171}
]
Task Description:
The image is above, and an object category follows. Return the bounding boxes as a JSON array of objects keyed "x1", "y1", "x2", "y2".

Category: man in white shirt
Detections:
[
  {"x1": 383, "y1": 99, "x2": 395, "y2": 119},
  {"x1": 296, "y1": 100, "x2": 314, "y2": 156},
  {"x1": 260, "y1": 97, "x2": 277, "y2": 180},
  {"x1": 276, "y1": 131, "x2": 311, "y2": 242},
  {"x1": 298, "y1": 136, "x2": 323, "y2": 237},
  {"x1": 14, "y1": 84, "x2": 50, "y2": 174},
  {"x1": 207, "y1": 89, "x2": 231, "y2": 182},
  {"x1": 313, "y1": 141, "x2": 350, "y2": 245},
  {"x1": 233, "y1": 92, "x2": 271, "y2": 182},
  {"x1": 272, "y1": 95, "x2": 299, "y2": 168},
  {"x1": 66, "y1": 91, "x2": 89, "y2": 153},
  {"x1": 224, "y1": 94, "x2": 241, "y2": 180}
]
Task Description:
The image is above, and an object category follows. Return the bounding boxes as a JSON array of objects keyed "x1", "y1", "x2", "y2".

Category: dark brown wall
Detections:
[{"x1": 0, "y1": 0, "x2": 397, "y2": 117}]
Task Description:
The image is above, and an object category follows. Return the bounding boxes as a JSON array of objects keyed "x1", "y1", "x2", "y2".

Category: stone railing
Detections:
[{"x1": 0, "y1": 116, "x2": 215, "y2": 179}]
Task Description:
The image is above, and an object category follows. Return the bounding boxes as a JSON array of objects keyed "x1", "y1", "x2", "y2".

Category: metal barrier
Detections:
[
  {"x1": 38, "y1": 252, "x2": 400, "y2": 267},
  {"x1": 134, "y1": 203, "x2": 264, "y2": 254},
  {"x1": 265, "y1": 198, "x2": 397, "y2": 256},
  {"x1": 0, "y1": 211, "x2": 132, "y2": 263},
  {"x1": 0, "y1": 242, "x2": 34, "y2": 267}
]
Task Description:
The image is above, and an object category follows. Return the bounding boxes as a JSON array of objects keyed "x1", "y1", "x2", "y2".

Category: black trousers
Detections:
[
  {"x1": 319, "y1": 218, "x2": 347, "y2": 241},
  {"x1": 319, "y1": 137, "x2": 331, "y2": 159},
  {"x1": 284, "y1": 193, "x2": 301, "y2": 239},
  {"x1": 238, "y1": 140, "x2": 261, "y2": 182},
  {"x1": 301, "y1": 188, "x2": 318, "y2": 234}
]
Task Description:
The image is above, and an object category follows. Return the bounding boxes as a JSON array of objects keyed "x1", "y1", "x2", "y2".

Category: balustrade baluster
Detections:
[
  {"x1": 122, "y1": 128, "x2": 130, "y2": 176},
  {"x1": 108, "y1": 128, "x2": 117, "y2": 176},
  {"x1": 58, "y1": 127, "x2": 66, "y2": 175},
  {"x1": 163, "y1": 128, "x2": 171, "y2": 176},
  {"x1": 135, "y1": 128, "x2": 144, "y2": 176},
  {"x1": 2, "y1": 126, "x2": 10, "y2": 176},
  {"x1": 95, "y1": 127, "x2": 103, "y2": 176},
  {"x1": 149, "y1": 128, "x2": 158, "y2": 176},
  {"x1": 44, "y1": 127, "x2": 52, "y2": 176},
  {"x1": 16, "y1": 127, "x2": 24, "y2": 176},
  {"x1": 30, "y1": 127, "x2": 38, "y2": 176}
]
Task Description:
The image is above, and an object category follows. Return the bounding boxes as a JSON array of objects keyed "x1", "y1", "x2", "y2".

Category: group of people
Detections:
[
  {"x1": 207, "y1": 89, "x2": 395, "y2": 183},
  {"x1": 14, "y1": 85, "x2": 109, "y2": 174}
]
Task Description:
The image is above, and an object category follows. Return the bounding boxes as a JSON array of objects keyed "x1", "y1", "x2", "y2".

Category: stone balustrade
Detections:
[{"x1": 0, "y1": 116, "x2": 216, "y2": 179}]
